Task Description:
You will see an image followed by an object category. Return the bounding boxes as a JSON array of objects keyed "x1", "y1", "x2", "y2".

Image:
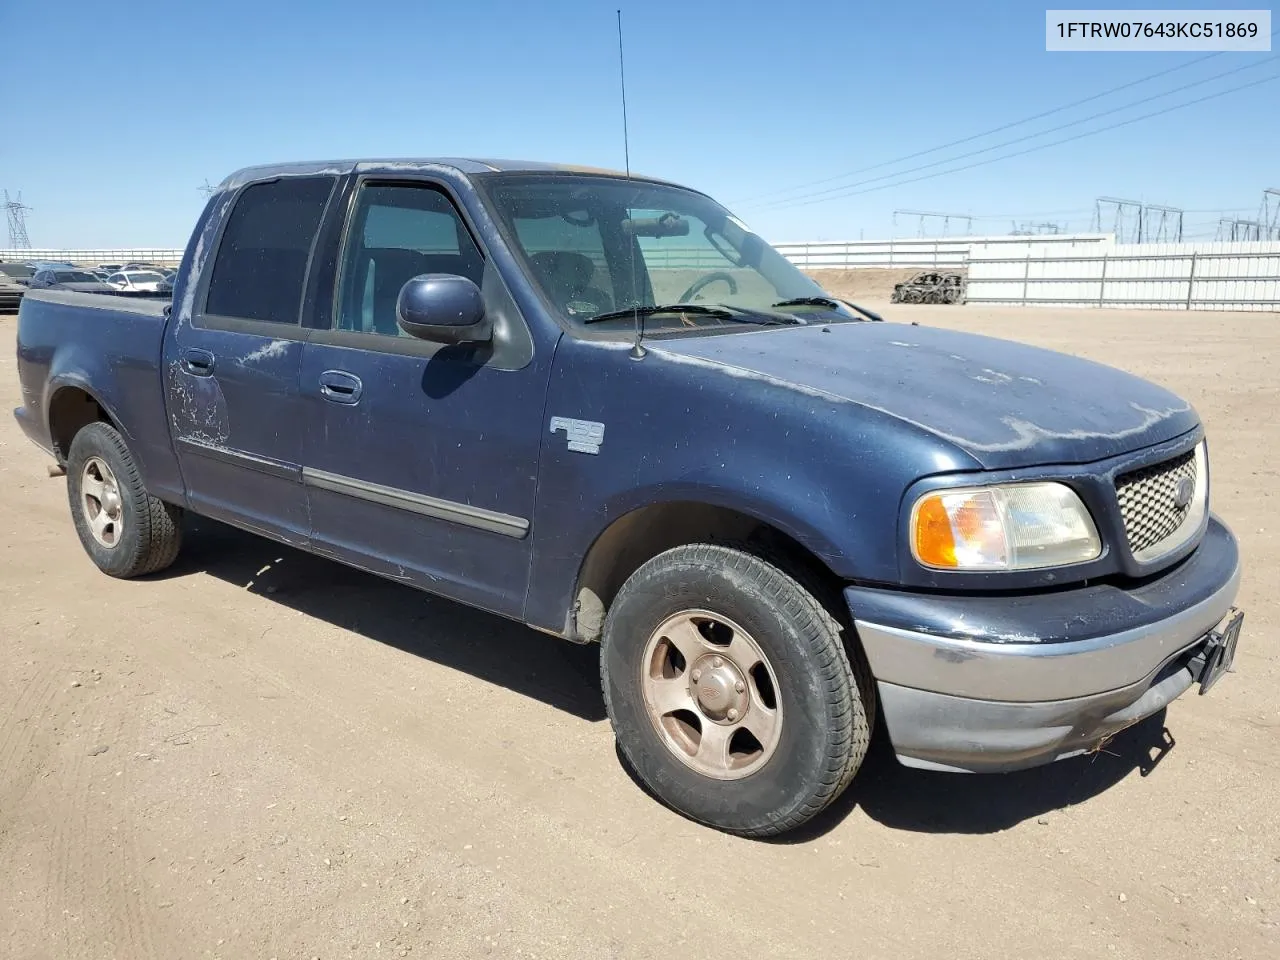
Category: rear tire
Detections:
[
  {"x1": 600, "y1": 544, "x2": 872, "y2": 837},
  {"x1": 66, "y1": 421, "x2": 182, "y2": 578}
]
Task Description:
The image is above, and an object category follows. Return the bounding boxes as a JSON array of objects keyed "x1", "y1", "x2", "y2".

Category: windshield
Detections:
[
  {"x1": 55, "y1": 271, "x2": 97, "y2": 282},
  {"x1": 482, "y1": 174, "x2": 834, "y2": 335}
]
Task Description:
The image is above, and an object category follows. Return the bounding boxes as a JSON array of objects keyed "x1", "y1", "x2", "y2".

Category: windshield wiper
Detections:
[
  {"x1": 771, "y1": 296, "x2": 884, "y2": 322},
  {"x1": 584, "y1": 303, "x2": 802, "y2": 326}
]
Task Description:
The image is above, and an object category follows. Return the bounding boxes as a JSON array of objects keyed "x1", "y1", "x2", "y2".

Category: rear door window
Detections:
[{"x1": 205, "y1": 176, "x2": 336, "y2": 324}]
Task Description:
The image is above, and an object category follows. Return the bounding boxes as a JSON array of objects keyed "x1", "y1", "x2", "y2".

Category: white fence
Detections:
[
  {"x1": 6, "y1": 236, "x2": 1278, "y2": 311},
  {"x1": 0, "y1": 248, "x2": 184, "y2": 265},
  {"x1": 965, "y1": 240, "x2": 1280, "y2": 311},
  {"x1": 775, "y1": 233, "x2": 1111, "y2": 270}
]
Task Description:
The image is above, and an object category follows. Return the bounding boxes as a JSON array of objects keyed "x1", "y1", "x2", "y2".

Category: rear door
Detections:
[
  {"x1": 163, "y1": 175, "x2": 336, "y2": 543},
  {"x1": 298, "y1": 177, "x2": 547, "y2": 618}
]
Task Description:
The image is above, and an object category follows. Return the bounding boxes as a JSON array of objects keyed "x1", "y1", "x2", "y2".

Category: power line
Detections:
[
  {"x1": 749, "y1": 56, "x2": 1277, "y2": 211},
  {"x1": 769, "y1": 71, "x2": 1280, "y2": 210},
  {"x1": 732, "y1": 49, "x2": 1230, "y2": 206}
]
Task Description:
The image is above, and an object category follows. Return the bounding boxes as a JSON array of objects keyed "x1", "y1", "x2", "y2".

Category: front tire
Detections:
[
  {"x1": 601, "y1": 544, "x2": 872, "y2": 837},
  {"x1": 66, "y1": 421, "x2": 183, "y2": 578}
]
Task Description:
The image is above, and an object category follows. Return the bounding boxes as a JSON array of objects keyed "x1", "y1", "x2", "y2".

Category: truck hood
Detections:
[{"x1": 653, "y1": 321, "x2": 1199, "y2": 469}]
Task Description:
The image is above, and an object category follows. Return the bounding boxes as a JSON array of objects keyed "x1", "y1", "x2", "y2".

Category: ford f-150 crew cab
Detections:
[{"x1": 15, "y1": 159, "x2": 1244, "y2": 837}]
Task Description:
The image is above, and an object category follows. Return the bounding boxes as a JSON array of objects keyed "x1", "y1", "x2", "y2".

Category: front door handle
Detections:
[
  {"x1": 182, "y1": 348, "x2": 215, "y2": 376},
  {"x1": 319, "y1": 369, "x2": 363, "y2": 404}
]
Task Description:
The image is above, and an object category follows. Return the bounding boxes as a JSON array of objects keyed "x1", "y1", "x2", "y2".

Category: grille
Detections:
[{"x1": 1115, "y1": 448, "x2": 1198, "y2": 557}]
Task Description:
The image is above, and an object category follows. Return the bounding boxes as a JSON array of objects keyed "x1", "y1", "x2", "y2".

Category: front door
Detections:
[
  {"x1": 164, "y1": 174, "x2": 337, "y2": 544},
  {"x1": 299, "y1": 179, "x2": 548, "y2": 618}
]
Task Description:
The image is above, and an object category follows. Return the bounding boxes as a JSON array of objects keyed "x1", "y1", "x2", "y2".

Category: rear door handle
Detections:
[
  {"x1": 182, "y1": 348, "x2": 215, "y2": 376},
  {"x1": 319, "y1": 369, "x2": 363, "y2": 404}
]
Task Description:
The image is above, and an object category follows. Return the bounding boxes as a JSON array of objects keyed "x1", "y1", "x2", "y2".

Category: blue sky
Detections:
[{"x1": 2, "y1": 0, "x2": 1275, "y2": 246}]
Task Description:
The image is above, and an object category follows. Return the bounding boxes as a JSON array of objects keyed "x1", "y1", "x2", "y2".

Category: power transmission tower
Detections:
[
  {"x1": 892, "y1": 209, "x2": 974, "y2": 238},
  {"x1": 1261, "y1": 188, "x2": 1280, "y2": 240},
  {"x1": 1010, "y1": 221, "x2": 1065, "y2": 235},
  {"x1": 1215, "y1": 217, "x2": 1263, "y2": 241},
  {"x1": 1092, "y1": 197, "x2": 1143, "y2": 243},
  {"x1": 3, "y1": 191, "x2": 32, "y2": 249},
  {"x1": 1140, "y1": 203, "x2": 1183, "y2": 243},
  {"x1": 198, "y1": 179, "x2": 216, "y2": 198}
]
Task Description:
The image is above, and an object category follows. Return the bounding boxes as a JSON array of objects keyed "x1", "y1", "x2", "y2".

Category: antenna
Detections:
[
  {"x1": 617, "y1": 9, "x2": 646, "y2": 360},
  {"x1": 617, "y1": 10, "x2": 631, "y2": 179}
]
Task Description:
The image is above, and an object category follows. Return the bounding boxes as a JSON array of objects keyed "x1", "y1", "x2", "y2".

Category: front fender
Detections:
[
  {"x1": 591, "y1": 476, "x2": 860, "y2": 570},
  {"x1": 522, "y1": 336, "x2": 973, "y2": 633}
]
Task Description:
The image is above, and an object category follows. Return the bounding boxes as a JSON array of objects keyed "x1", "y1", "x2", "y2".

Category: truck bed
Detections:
[{"x1": 15, "y1": 289, "x2": 180, "y2": 502}]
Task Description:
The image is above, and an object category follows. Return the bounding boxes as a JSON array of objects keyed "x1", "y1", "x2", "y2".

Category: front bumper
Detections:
[{"x1": 846, "y1": 516, "x2": 1242, "y2": 773}]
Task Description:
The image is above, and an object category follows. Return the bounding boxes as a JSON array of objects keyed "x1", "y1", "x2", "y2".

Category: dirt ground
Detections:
[{"x1": 1, "y1": 304, "x2": 1277, "y2": 960}]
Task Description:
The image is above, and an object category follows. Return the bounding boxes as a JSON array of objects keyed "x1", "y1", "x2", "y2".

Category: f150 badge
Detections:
[{"x1": 550, "y1": 416, "x2": 605, "y2": 455}]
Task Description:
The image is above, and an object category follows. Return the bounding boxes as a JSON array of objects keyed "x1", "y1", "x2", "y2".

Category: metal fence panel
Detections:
[
  {"x1": 774, "y1": 233, "x2": 1111, "y2": 270},
  {"x1": 966, "y1": 241, "x2": 1280, "y2": 312},
  {"x1": 0, "y1": 248, "x2": 185, "y2": 265}
]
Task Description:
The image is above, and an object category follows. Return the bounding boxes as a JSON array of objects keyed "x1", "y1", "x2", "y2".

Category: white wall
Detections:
[
  {"x1": 965, "y1": 240, "x2": 1280, "y2": 311},
  {"x1": 774, "y1": 233, "x2": 1110, "y2": 270},
  {"x1": 8, "y1": 235, "x2": 1278, "y2": 312},
  {"x1": 0, "y1": 248, "x2": 184, "y2": 265}
]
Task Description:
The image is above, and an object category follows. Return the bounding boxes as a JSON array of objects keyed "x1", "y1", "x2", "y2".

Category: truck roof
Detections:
[{"x1": 219, "y1": 158, "x2": 682, "y2": 191}]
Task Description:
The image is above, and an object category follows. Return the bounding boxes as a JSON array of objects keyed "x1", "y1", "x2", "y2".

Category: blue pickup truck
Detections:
[{"x1": 15, "y1": 159, "x2": 1244, "y2": 836}]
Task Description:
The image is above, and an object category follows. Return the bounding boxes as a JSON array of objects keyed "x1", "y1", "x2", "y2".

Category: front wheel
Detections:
[
  {"x1": 600, "y1": 544, "x2": 873, "y2": 837},
  {"x1": 66, "y1": 421, "x2": 183, "y2": 578}
]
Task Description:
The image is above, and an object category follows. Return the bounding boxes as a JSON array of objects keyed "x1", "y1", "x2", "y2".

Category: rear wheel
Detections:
[
  {"x1": 601, "y1": 544, "x2": 873, "y2": 837},
  {"x1": 66, "y1": 421, "x2": 183, "y2": 578}
]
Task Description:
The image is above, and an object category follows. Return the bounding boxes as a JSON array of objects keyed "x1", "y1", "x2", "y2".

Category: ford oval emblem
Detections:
[{"x1": 1174, "y1": 476, "x2": 1195, "y2": 509}]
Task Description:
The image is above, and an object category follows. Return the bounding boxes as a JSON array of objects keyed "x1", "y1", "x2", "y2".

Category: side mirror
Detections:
[{"x1": 396, "y1": 274, "x2": 490, "y2": 344}]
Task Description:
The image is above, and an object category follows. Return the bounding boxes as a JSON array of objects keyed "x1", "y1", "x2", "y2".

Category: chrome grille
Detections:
[{"x1": 1115, "y1": 448, "x2": 1198, "y2": 557}]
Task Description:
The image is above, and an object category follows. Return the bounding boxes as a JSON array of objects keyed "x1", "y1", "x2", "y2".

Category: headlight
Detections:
[{"x1": 911, "y1": 482, "x2": 1101, "y2": 571}]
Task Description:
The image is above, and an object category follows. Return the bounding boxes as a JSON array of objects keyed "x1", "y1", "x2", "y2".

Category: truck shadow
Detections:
[
  {"x1": 164, "y1": 517, "x2": 607, "y2": 722},
  {"x1": 780, "y1": 710, "x2": 1177, "y2": 840},
  {"x1": 163, "y1": 517, "x2": 1177, "y2": 837}
]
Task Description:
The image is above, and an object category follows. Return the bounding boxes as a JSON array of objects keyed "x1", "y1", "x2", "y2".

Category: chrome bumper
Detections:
[{"x1": 845, "y1": 516, "x2": 1242, "y2": 772}]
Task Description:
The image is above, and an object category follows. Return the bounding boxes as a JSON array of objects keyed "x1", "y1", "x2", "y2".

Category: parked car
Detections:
[
  {"x1": 13, "y1": 159, "x2": 1244, "y2": 837},
  {"x1": 0, "y1": 261, "x2": 34, "y2": 283},
  {"x1": 105, "y1": 270, "x2": 168, "y2": 293},
  {"x1": 98, "y1": 263, "x2": 124, "y2": 273},
  {"x1": 29, "y1": 268, "x2": 115, "y2": 292},
  {"x1": 0, "y1": 262, "x2": 33, "y2": 311},
  {"x1": 25, "y1": 260, "x2": 77, "y2": 273}
]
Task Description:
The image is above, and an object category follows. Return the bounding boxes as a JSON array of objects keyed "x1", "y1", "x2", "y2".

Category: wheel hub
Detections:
[
  {"x1": 640, "y1": 610, "x2": 783, "y2": 781},
  {"x1": 691, "y1": 655, "x2": 749, "y2": 723},
  {"x1": 81, "y1": 456, "x2": 125, "y2": 548}
]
